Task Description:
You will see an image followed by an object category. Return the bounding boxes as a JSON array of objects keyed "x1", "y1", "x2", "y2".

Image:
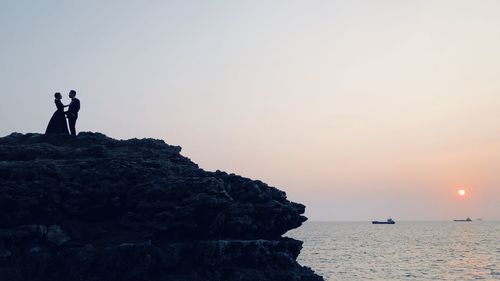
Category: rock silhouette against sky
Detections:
[{"x1": 0, "y1": 132, "x2": 323, "y2": 281}]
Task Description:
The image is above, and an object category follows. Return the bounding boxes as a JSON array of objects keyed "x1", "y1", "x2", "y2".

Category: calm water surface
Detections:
[{"x1": 287, "y1": 221, "x2": 500, "y2": 280}]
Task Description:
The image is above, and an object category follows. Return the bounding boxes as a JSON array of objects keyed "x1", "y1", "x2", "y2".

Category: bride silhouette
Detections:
[{"x1": 45, "y1": 92, "x2": 69, "y2": 134}]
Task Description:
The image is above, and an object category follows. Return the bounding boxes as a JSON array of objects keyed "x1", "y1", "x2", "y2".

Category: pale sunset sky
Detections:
[{"x1": 1, "y1": 1, "x2": 499, "y2": 221}]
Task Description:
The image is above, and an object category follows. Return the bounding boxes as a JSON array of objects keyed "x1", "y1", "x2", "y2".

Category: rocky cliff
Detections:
[{"x1": 0, "y1": 132, "x2": 323, "y2": 281}]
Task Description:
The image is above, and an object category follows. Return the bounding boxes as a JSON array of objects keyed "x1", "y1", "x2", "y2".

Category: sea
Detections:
[{"x1": 286, "y1": 221, "x2": 500, "y2": 280}]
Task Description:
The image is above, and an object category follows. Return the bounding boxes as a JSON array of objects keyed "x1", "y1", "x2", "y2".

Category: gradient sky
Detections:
[{"x1": 1, "y1": 0, "x2": 499, "y2": 221}]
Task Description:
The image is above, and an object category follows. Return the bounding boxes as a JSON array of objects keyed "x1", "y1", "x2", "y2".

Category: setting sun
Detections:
[{"x1": 458, "y1": 189, "x2": 466, "y2": 196}]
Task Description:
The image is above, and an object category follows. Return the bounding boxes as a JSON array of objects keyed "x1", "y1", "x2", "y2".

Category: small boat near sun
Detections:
[
  {"x1": 453, "y1": 217, "x2": 472, "y2": 222},
  {"x1": 372, "y1": 218, "x2": 395, "y2": 224}
]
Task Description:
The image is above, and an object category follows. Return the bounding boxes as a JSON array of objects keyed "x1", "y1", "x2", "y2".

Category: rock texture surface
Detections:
[{"x1": 0, "y1": 132, "x2": 323, "y2": 281}]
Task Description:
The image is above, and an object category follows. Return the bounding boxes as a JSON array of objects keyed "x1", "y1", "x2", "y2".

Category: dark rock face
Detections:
[{"x1": 0, "y1": 132, "x2": 323, "y2": 281}]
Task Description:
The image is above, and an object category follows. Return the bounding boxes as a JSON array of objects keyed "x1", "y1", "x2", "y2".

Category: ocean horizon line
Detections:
[{"x1": 305, "y1": 219, "x2": 500, "y2": 223}]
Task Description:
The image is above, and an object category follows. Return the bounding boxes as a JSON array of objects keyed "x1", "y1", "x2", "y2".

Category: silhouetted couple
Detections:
[{"x1": 45, "y1": 90, "x2": 80, "y2": 135}]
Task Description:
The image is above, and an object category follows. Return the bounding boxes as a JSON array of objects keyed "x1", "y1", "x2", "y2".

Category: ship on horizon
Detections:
[
  {"x1": 453, "y1": 217, "x2": 472, "y2": 222},
  {"x1": 372, "y1": 218, "x2": 395, "y2": 224}
]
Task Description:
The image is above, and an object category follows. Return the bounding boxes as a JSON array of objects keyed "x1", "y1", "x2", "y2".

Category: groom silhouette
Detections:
[{"x1": 66, "y1": 90, "x2": 80, "y2": 136}]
